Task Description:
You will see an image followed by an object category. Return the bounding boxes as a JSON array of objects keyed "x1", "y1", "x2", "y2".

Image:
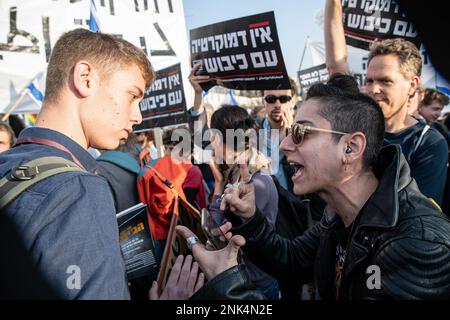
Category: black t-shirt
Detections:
[
  {"x1": 333, "y1": 207, "x2": 365, "y2": 299},
  {"x1": 432, "y1": 121, "x2": 450, "y2": 148},
  {"x1": 384, "y1": 121, "x2": 448, "y2": 205},
  {"x1": 334, "y1": 220, "x2": 353, "y2": 299}
]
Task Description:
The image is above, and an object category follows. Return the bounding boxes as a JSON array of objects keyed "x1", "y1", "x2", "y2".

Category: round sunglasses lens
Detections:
[
  {"x1": 292, "y1": 124, "x2": 303, "y2": 144},
  {"x1": 264, "y1": 96, "x2": 276, "y2": 103},
  {"x1": 279, "y1": 96, "x2": 292, "y2": 103}
]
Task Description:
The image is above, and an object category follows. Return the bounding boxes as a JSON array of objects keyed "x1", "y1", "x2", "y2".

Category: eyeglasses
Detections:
[
  {"x1": 264, "y1": 95, "x2": 292, "y2": 104},
  {"x1": 288, "y1": 123, "x2": 348, "y2": 145}
]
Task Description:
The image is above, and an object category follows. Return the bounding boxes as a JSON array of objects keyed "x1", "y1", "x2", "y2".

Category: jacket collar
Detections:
[
  {"x1": 355, "y1": 144, "x2": 412, "y2": 230},
  {"x1": 17, "y1": 127, "x2": 98, "y2": 173},
  {"x1": 322, "y1": 144, "x2": 411, "y2": 229},
  {"x1": 340, "y1": 145, "x2": 413, "y2": 293}
]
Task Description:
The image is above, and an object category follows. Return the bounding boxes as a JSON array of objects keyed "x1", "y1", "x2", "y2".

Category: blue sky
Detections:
[{"x1": 183, "y1": 0, "x2": 325, "y2": 79}]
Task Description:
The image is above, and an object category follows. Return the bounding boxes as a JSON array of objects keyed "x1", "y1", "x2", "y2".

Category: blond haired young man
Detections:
[{"x1": 0, "y1": 29, "x2": 154, "y2": 299}]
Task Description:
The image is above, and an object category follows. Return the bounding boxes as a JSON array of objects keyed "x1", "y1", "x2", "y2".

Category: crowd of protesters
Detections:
[{"x1": 1, "y1": 0, "x2": 450, "y2": 301}]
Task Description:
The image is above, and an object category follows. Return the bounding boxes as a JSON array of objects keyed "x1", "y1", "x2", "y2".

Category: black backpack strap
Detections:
[{"x1": 0, "y1": 156, "x2": 84, "y2": 210}]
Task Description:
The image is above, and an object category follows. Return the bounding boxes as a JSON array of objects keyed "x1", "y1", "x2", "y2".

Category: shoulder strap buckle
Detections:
[{"x1": 10, "y1": 165, "x2": 39, "y2": 181}]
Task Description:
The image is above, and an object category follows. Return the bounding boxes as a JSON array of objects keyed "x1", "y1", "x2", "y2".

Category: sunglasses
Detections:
[
  {"x1": 264, "y1": 95, "x2": 292, "y2": 104},
  {"x1": 288, "y1": 123, "x2": 348, "y2": 145}
]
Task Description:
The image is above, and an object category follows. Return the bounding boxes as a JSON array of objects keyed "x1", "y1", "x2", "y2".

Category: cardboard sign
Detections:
[{"x1": 190, "y1": 11, "x2": 290, "y2": 91}]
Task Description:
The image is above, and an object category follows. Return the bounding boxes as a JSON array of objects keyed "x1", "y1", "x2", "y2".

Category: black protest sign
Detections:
[
  {"x1": 342, "y1": 0, "x2": 421, "y2": 50},
  {"x1": 297, "y1": 63, "x2": 329, "y2": 97},
  {"x1": 190, "y1": 11, "x2": 290, "y2": 91},
  {"x1": 135, "y1": 63, "x2": 187, "y2": 131}
]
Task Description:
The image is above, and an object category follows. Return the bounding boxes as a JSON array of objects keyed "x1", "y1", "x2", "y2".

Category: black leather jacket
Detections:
[
  {"x1": 191, "y1": 265, "x2": 265, "y2": 300},
  {"x1": 195, "y1": 145, "x2": 450, "y2": 299}
]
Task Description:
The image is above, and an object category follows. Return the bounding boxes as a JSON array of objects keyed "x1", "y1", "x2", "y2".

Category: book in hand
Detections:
[{"x1": 116, "y1": 203, "x2": 160, "y2": 281}]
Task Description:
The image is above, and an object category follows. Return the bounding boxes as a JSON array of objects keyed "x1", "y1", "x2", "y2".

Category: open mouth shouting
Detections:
[{"x1": 289, "y1": 160, "x2": 305, "y2": 181}]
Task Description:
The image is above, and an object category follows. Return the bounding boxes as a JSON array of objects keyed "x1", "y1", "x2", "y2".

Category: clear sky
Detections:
[{"x1": 183, "y1": 0, "x2": 325, "y2": 80}]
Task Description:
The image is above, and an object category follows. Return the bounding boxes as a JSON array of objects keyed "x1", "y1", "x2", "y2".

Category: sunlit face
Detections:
[
  {"x1": 365, "y1": 54, "x2": 416, "y2": 122},
  {"x1": 83, "y1": 64, "x2": 145, "y2": 150},
  {"x1": 0, "y1": 130, "x2": 12, "y2": 153},
  {"x1": 263, "y1": 89, "x2": 294, "y2": 123},
  {"x1": 419, "y1": 101, "x2": 445, "y2": 122},
  {"x1": 280, "y1": 99, "x2": 346, "y2": 196}
]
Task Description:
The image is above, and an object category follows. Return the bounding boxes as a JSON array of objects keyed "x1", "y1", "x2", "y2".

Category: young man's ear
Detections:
[{"x1": 72, "y1": 61, "x2": 97, "y2": 98}]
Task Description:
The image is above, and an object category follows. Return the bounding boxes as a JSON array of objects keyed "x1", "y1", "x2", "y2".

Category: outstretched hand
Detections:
[{"x1": 175, "y1": 225, "x2": 245, "y2": 281}]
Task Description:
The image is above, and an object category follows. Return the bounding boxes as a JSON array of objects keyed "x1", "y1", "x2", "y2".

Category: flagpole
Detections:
[
  {"x1": 1, "y1": 90, "x2": 28, "y2": 121},
  {"x1": 298, "y1": 36, "x2": 309, "y2": 72}
]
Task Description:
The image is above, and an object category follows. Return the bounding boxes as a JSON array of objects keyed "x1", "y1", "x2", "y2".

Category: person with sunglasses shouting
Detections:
[
  {"x1": 259, "y1": 78, "x2": 298, "y2": 192},
  {"x1": 164, "y1": 82, "x2": 450, "y2": 300}
]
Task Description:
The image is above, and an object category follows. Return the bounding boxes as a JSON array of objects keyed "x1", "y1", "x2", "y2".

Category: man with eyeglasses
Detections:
[
  {"x1": 259, "y1": 78, "x2": 298, "y2": 191},
  {"x1": 161, "y1": 82, "x2": 450, "y2": 300}
]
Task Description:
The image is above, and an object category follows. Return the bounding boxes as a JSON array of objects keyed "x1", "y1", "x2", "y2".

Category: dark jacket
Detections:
[
  {"x1": 432, "y1": 121, "x2": 450, "y2": 148},
  {"x1": 197, "y1": 145, "x2": 450, "y2": 299},
  {"x1": 191, "y1": 265, "x2": 265, "y2": 300},
  {"x1": 97, "y1": 156, "x2": 140, "y2": 213}
]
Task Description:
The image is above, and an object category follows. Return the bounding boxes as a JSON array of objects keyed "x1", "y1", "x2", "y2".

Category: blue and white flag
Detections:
[
  {"x1": 89, "y1": 0, "x2": 101, "y2": 32},
  {"x1": 26, "y1": 78, "x2": 44, "y2": 107},
  {"x1": 436, "y1": 73, "x2": 450, "y2": 96},
  {"x1": 226, "y1": 90, "x2": 239, "y2": 106}
]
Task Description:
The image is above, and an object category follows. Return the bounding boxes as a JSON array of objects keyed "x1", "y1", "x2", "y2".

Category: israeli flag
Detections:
[
  {"x1": 436, "y1": 73, "x2": 450, "y2": 96},
  {"x1": 26, "y1": 79, "x2": 44, "y2": 107},
  {"x1": 89, "y1": 0, "x2": 101, "y2": 32},
  {"x1": 226, "y1": 90, "x2": 239, "y2": 106}
]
